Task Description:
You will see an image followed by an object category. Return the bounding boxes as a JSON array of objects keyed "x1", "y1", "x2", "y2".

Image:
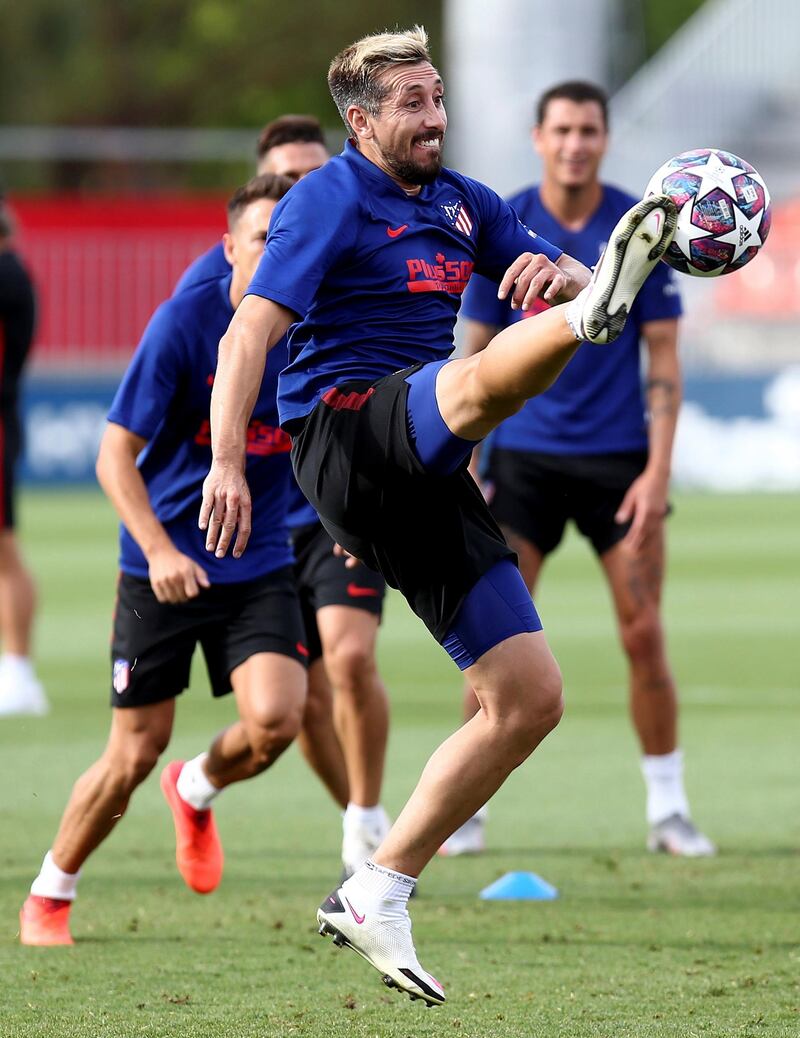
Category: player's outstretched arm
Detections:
[{"x1": 200, "y1": 294, "x2": 293, "y2": 559}]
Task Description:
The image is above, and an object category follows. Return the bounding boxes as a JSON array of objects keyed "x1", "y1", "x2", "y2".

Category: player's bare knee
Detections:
[
  {"x1": 0, "y1": 531, "x2": 23, "y2": 573},
  {"x1": 620, "y1": 611, "x2": 664, "y2": 666},
  {"x1": 108, "y1": 739, "x2": 162, "y2": 792},
  {"x1": 325, "y1": 641, "x2": 375, "y2": 697},
  {"x1": 246, "y1": 705, "x2": 303, "y2": 769},
  {"x1": 529, "y1": 671, "x2": 564, "y2": 735}
]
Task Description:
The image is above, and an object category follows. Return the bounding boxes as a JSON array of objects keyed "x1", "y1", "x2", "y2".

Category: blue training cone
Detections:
[{"x1": 479, "y1": 870, "x2": 559, "y2": 901}]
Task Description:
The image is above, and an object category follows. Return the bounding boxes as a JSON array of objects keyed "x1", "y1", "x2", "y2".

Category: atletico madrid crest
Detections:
[{"x1": 440, "y1": 199, "x2": 473, "y2": 237}]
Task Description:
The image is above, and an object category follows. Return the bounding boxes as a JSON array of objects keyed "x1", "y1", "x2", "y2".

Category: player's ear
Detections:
[
  {"x1": 222, "y1": 232, "x2": 235, "y2": 266},
  {"x1": 531, "y1": 124, "x2": 543, "y2": 156},
  {"x1": 347, "y1": 105, "x2": 374, "y2": 142}
]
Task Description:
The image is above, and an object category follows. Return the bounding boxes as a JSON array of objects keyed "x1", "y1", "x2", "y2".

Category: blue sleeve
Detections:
[
  {"x1": 468, "y1": 180, "x2": 562, "y2": 282},
  {"x1": 107, "y1": 301, "x2": 186, "y2": 440},
  {"x1": 173, "y1": 242, "x2": 229, "y2": 296},
  {"x1": 460, "y1": 272, "x2": 510, "y2": 328},
  {"x1": 245, "y1": 172, "x2": 358, "y2": 316},
  {"x1": 634, "y1": 260, "x2": 683, "y2": 324}
]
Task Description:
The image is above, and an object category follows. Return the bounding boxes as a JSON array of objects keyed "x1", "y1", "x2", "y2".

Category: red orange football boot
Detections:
[
  {"x1": 160, "y1": 760, "x2": 223, "y2": 894},
  {"x1": 19, "y1": 895, "x2": 74, "y2": 946}
]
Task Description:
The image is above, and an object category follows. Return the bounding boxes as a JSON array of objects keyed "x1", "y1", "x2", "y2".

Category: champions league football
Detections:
[{"x1": 646, "y1": 148, "x2": 771, "y2": 277}]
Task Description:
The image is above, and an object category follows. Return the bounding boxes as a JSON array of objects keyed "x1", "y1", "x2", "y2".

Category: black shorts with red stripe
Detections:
[
  {"x1": 109, "y1": 566, "x2": 308, "y2": 708},
  {"x1": 291, "y1": 520, "x2": 385, "y2": 664}
]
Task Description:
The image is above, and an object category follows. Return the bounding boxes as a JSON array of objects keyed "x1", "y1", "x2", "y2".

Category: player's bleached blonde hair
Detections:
[{"x1": 328, "y1": 25, "x2": 432, "y2": 134}]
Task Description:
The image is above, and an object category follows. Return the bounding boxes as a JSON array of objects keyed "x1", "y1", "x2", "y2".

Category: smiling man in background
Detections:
[{"x1": 444, "y1": 81, "x2": 714, "y2": 859}]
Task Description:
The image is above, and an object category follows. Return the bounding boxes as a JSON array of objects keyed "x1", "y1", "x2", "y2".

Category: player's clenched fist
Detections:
[
  {"x1": 147, "y1": 545, "x2": 210, "y2": 603},
  {"x1": 199, "y1": 462, "x2": 252, "y2": 559}
]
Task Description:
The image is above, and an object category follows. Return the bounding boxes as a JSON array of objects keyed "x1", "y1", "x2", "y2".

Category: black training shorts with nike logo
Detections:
[
  {"x1": 109, "y1": 566, "x2": 308, "y2": 708},
  {"x1": 291, "y1": 519, "x2": 384, "y2": 663}
]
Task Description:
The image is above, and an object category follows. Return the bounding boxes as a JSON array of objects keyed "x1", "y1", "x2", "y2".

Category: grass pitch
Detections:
[{"x1": 1, "y1": 490, "x2": 798, "y2": 1038}]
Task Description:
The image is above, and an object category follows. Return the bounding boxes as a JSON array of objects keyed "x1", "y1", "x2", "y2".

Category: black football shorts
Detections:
[
  {"x1": 487, "y1": 447, "x2": 657, "y2": 556},
  {"x1": 291, "y1": 519, "x2": 384, "y2": 663},
  {"x1": 288, "y1": 366, "x2": 513, "y2": 643},
  {"x1": 109, "y1": 567, "x2": 307, "y2": 708}
]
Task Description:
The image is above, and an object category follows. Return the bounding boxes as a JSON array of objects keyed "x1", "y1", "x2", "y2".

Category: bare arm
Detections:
[
  {"x1": 616, "y1": 318, "x2": 682, "y2": 551},
  {"x1": 96, "y1": 423, "x2": 210, "y2": 603},
  {"x1": 200, "y1": 294, "x2": 294, "y2": 558}
]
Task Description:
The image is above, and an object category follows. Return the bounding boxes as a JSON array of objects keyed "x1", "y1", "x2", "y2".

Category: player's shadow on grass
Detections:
[
  {"x1": 477, "y1": 845, "x2": 799, "y2": 859},
  {"x1": 75, "y1": 934, "x2": 186, "y2": 945}
]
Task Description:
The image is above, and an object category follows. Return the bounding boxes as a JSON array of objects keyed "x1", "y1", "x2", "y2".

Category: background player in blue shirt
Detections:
[
  {"x1": 446, "y1": 81, "x2": 714, "y2": 861},
  {"x1": 176, "y1": 112, "x2": 396, "y2": 885},
  {"x1": 200, "y1": 27, "x2": 677, "y2": 1004},
  {"x1": 21, "y1": 174, "x2": 310, "y2": 947}
]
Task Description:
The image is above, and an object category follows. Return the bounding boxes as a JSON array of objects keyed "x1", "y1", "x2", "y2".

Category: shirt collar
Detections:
[{"x1": 342, "y1": 139, "x2": 435, "y2": 200}]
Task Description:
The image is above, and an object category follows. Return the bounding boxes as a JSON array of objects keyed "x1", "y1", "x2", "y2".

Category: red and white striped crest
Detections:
[{"x1": 440, "y1": 200, "x2": 473, "y2": 238}]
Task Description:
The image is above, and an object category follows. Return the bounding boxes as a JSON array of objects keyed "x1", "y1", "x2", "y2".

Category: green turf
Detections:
[{"x1": 1, "y1": 490, "x2": 798, "y2": 1038}]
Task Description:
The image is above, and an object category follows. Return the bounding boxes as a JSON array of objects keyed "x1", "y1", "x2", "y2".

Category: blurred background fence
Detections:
[{"x1": 1, "y1": 0, "x2": 798, "y2": 487}]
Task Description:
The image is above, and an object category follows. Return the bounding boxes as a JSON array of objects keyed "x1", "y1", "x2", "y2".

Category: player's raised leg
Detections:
[
  {"x1": 161, "y1": 646, "x2": 306, "y2": 894},
  {"x1": 20, "y1": 701, "x2": 175, "y2": 945},
  {"x1": 436, "y1": 197, "x2": 678, "y2": 446}
]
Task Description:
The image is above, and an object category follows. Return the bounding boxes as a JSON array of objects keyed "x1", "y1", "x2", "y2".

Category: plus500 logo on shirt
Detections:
[{"x1": 405, "y1": 253, "x2": 474, "y2": 294}]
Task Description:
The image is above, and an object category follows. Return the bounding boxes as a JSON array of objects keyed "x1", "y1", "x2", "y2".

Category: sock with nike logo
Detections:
[{"x1": 348, "y1": 858, "x2": 416, "y2": 905}]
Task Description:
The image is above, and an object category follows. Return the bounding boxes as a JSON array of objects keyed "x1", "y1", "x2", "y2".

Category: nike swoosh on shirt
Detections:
[
  {"x1": 387, "y1": 224, "x2": 409, "y2": 238},
  {"x1": 347, "y1": 583, "x2": 380, "y2": 598},
  {"x1": 345, "y1": 897, "x2": 365, "y2": 924}
]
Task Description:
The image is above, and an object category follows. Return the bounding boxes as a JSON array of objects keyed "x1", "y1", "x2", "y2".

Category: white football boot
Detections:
[
  {"x1": 438, "y1": 805, "x2": 488, "y2": 857},
  {"x1": 647, "y1": 814, "x2": 717, "y2": 857},
  {"x1": 568, "y1": 194, "x2": 677, "y2": 345},
  {"x1": 0, "y1": 659, "x2": 49, "y2": 717},
  {"x1": 341, "y1": 806, "x2": 391, "y2": 880},
  {"x1": 317, "y1": 880, "x2": 445, "y2": 1006}
]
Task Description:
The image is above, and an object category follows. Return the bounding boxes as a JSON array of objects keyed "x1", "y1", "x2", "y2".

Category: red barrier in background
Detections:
[
  {"x1": 6, "y1": 193, "x2": 799, "y2": 370},
  {"x1": 11, "y1": 195, "x2": 227, "y2": 368},
  {"x1": 700, "y1": 200, "x2": 800, "y2": 320}
]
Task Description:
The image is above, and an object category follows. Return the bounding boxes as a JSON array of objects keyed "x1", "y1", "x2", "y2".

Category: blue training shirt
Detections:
[
  {"x1": 245, "y1": 140, "x2": 563, "y2": 427},
  {"x1": 461, "y1": 184, "x2": 682, "y2": 454},
  {"x1": 107, "y1": 274, "x2": 294, "y2": 583},
  {"x1": 173, "y1": 241, "x2": 230, "y2": 296}
]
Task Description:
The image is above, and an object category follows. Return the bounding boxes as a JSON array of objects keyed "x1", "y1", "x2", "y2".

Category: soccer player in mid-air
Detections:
[
  {"x1": 201, "y1": 27, "x2": 678, "y2": 1004},
  {"x1": 442, "y1": 81, "x2": 714, "y2": 859},
  {"x1": 20, "y1": 174, "x2": 309, "y2": 946},
  {"x1": 176, "y1": 113, "x2": 394, "y2": 879},
  {"x1": 0, "y1": 196, "x2": 48, "y2": 717}
]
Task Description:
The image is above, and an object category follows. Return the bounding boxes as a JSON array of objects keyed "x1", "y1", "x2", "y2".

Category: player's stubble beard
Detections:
[{"x1": 381, "y1": 132, "x2": 444, "y2": 186}]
